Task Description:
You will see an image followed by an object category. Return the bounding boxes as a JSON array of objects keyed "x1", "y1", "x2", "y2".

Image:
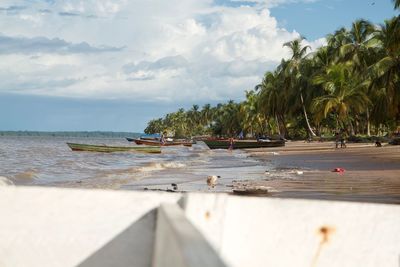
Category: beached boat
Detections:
[
  {"x1": 66, "y1": 143, "x2": 161, "y2": 153},
  {"x1": 126, "y1": 136, "x2": 159, "y2": 142},
  {"x1": 203, "y1": 139, "x2": 285, "y2": 149},
  {"x1": 132, "y1": 138, "x2": 193, "y2": 147},
  {"x1": 126, "y1": 137, "x2": 137, "y2": 142}
]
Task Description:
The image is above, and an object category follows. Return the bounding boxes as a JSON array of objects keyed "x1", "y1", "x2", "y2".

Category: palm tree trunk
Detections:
[
  {"x1": 275, "y1": 115, "x2": 281, "y2": 136},
  {"x1": 366, "y1": 107, "x2": 371, "y2": 136},
  {"x1": 278, "y1": 114, "x2": 289, "y2": 138},
  {"x1": 300, "y1": 93, "x2": 316, "y2": 137},
  {"x1": 349, "y1": 120, "x2": 355, "y2": 136}
]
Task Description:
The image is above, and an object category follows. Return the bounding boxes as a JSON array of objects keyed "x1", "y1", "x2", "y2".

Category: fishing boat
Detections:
[
  {"x1": 203, "y1": 139, "x2": 285, "y2": 149},
  {"x1": 126, "y1": 136, "x2": 160, "y2": 142},
  {"x1": 126, "y1": 137, "x2": 137, "y2": 142},
  {"x1": 132, "y1": 138, "x2": 193, "y2": 147},
  {"x1": 66, "y1": 143, "x2": 161, "y2": 153}
]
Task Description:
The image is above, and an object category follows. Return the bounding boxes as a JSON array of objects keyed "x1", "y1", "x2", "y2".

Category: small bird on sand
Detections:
[{"x1": 207, "y1": 175, "x2": 220, "y2": 188}]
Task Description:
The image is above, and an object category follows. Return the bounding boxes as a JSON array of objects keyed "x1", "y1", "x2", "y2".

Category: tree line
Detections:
[
  {"x1": 0, "y1": 131, "x2": 141, "y2": 138},
  {"x1": 145, "y1": 1, "x2": 400, "y2": 139}
]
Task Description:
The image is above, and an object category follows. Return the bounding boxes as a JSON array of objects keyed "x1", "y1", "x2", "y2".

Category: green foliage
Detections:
[
  {"x1": 393, "y1": 0, "x2": 400, "y2": 10},
  {"x1": 144, "y1": 11, "x2": 400, "y2": 139}
]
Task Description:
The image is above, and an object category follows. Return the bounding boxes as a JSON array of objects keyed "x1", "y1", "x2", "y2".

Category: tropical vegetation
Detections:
[{"x1": 145, "y1": 2, "x2": 400, "y2": 139}]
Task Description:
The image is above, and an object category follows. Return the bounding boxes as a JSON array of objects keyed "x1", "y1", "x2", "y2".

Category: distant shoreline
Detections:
[{"x1": 0, "y1": 131, "x2": 142, "y2": 138}]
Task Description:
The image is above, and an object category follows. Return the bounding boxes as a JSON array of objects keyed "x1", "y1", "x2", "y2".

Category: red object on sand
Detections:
[{"x1": 333, "y1": 168, "x2": 345, "y2": 173}]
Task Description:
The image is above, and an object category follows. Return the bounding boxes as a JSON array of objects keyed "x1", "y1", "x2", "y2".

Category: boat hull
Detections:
[
  {"x1": 203, "y1": 139, "x2": 285, "y2": 149},
  {"x1": 66, "y1": 143, "x2": 161, "y2": 153},
  {"x1": 132, "y1": 139, "x2": 193, "y2": 147},
  {"x1": 126, "y1": 137, "x2": 159, "y2": 142}
]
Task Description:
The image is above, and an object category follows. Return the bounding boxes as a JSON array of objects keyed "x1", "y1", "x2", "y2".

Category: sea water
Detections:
[{"x1": 0, "y1": 136, "x2": 272, "y2": 191}]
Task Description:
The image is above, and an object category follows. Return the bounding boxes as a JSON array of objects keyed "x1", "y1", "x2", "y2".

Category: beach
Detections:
[
  {"x1": 2, "y1": 136, "x2": 399, "y2": 204},
  {"x1": 244, "y1": 141, "x2": 400, "y2": 204},
  {"x1": 109, "y1": 140, "x2": 400, "y2": 205}
]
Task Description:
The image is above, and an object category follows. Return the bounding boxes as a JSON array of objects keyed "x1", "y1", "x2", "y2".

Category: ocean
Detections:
[{"x1": 0, "y1": 136, "x2": 274, "y2": 191}]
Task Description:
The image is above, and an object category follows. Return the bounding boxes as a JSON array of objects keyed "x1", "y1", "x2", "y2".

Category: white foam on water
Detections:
[
  {"x1": 0, "y1": 176, "x2": 14, "y2": 186},
  {"x1": 137, "y1": 162, "x2": 186, "y2": 173}
]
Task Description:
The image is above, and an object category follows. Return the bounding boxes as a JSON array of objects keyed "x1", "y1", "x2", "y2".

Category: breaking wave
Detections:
[
  {"x1": 137, "y1": 162, "x2": 186, "y2": 173},
  {"x1": 0, "y1": 176, "x2": 14, "y2": 186}
]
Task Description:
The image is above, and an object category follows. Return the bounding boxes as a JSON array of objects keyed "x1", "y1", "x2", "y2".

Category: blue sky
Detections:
[
  {"x1": 0, "y1": 0, "x2": 397, "y2": 132},
  {"x1": 270, "y1": 0, "x2": 398, "y2": 40}
]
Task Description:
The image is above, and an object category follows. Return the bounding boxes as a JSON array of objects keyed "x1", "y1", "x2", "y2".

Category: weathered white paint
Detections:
[
  {"x1": 1, "y1": 187, "x2": 400, "y2": 267},
  {"x1": 153, "y1": 203, "x2": 226, "y2": 267},
  {"x1": 183, "y1": 194, "x2": 400, "y2": 267},
  {"x1": 0, "y1": 186, "x2": 180, "y2": 267}
]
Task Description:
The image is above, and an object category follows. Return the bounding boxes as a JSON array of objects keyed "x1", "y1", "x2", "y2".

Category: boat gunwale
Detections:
[
  {"x1": 66, "y1": 142, "x2": 161, "y2": 153},
  {"x1": 202, "y1": 139, "x2": 285, "y2": 149},
  {"x1": 132, "y1": 138, "x2": 193, "y2": 147}
]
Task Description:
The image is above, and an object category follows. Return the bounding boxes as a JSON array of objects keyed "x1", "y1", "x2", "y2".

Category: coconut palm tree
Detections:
[
  {"x1": 339, "y1": 19, "x2": 375, "y2": 135},
  {"x1": 283, "y1": 38, "x2": 317, "y2": 137},
  {"x1": 163, "y1": 108, "x2": 188, "y2": 137},
  {"x1": 186, "y1": 105, "x2": 203, "y2": 135},
  {"x1": 144, "y1": 118, "x2": 164, "y2": 134},
  {"x1": 257, "y1": 67, "x2": 290, "y2": 137},
  {"x1": 369, "y1": 17, "x2": 400, "y2": 123},
  {"x1": 240, "y1": 90, "x2": 266, "y2": 136},
  {"x1": 312, "y1": 64, "x2": 370, "y2": 130},
  {"x1": 340, "y1": 20, "x2": 375, "y2": 71},
  {"x1": 326, "y1": 27, "x2": 351, "y2": 62},
  {"x1": 393, "y1": 0, "x2": 400, "y2": 10},
  {"x1": 200, "y1": 104, "x2": 213, "y2": 132}
]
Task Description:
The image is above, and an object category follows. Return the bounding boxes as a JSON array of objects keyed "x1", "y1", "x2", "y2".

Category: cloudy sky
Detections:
[{"x1": 0, "y1": 0, "x2": 397, "y2": 132}]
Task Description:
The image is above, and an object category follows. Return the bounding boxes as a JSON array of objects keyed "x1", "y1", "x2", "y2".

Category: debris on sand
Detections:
[{"x1": 207, "y1": 175, "x2": 220, "y2": 188}]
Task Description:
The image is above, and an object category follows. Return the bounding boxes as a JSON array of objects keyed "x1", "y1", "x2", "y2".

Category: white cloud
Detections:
[
  {"x1": 0, "y1": 35, "x2": 122, "y2": 54},
  {"x1": 0, "y1": 0, "x2": 324, "y2": 103},
  {"x1": 228, "y1": 0, "x2": 319, "y2": 8}
]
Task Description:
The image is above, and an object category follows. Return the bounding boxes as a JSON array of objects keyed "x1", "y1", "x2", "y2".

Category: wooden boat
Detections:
[
  {"x1": 203, "y1": 139, "x2": 285, "y2": 149},
  {"x1": 66, "y1": 143, "x2": 161, "y2": 153},
  {"x1": 132, "y1": 138, "x2": 193, "y2": 147},
  {"x1": 126, "y1": 136, "x2": 159, "y2": 142},
  {"x1": 126, "y1": 137, "x2": 137, "y2": 142}
]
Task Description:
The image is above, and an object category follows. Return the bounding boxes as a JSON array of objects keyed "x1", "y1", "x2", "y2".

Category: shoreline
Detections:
[
  {"x1": 6, "y1": 137, "x2": 399, "y2": 205},
  {"x1": 242, "y1": 141, "x2": 400, "y2": 204}
]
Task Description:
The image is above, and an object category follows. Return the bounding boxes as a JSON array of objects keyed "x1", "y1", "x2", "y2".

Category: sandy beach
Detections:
[{"x1": 243, "y1": 141, "x2": 400, "y2": 204}]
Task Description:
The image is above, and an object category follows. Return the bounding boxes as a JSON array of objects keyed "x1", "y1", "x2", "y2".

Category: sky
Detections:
[{"x1": 0, "y1": 0, "x2": 398, "y2": 132}]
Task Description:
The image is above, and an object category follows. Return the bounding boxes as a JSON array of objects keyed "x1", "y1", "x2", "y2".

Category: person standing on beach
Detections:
[
  {"x1": 228, "y1": 137, "x2": 234, "y2": 150},
  {"x1": 239, "y1": 131, "x2": 244, "y2": 140},
  {"x1": 160, "y1": 132, "x2": 166, "y2": 145},
  {"x1": 340, "y1": 130, "x2": 347, "y2": 148},
  {"x1": 335, "y1": 131, "x2": 340, "y2": 148}
]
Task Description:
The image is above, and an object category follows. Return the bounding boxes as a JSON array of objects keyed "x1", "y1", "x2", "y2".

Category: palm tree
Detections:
[
  {"x1": 339, "y1": 19, "x2": 375, "y2": 135},
  {"x1": 240, "y1": 90, "x2": 266, "y2": 136},
  {"x1": 283, "y1": 38, "x2": 317, "y2": 137},
  {"x1": 200, "y1": 104, "x2": 213, "y2": 131},
  {"x1": 369, "y1": 17, "x2": 400, "y2": 123},
  {"x1": 393, "y1": 0, "x2": 400, "y2": 10},
  {"x1": 340, "y1": 20, "x2": 375, "y2": 71},
  {"x1": 326, "y1": 27, "x2": 351, "y2": 62},
  {"x1": 257, "y1": 68, "x2": 289, "y2": 137},
  {"x1": 312, "y1": 64, "x2": 370, "y2": 130},
  {"x1": 144, "y1": 118, "x2": 164, "y2": 134},
  {"x1": 164, "y1": 108, "x2": 188, "y2": 137},
  {"x1": 186, "y1": 105, "x2": 202, "y2": 135}
]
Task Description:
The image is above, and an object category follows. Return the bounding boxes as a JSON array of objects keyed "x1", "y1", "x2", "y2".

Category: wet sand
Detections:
[{"x1": 244, "y1": 141, "x2": 400, "y2": 204}]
